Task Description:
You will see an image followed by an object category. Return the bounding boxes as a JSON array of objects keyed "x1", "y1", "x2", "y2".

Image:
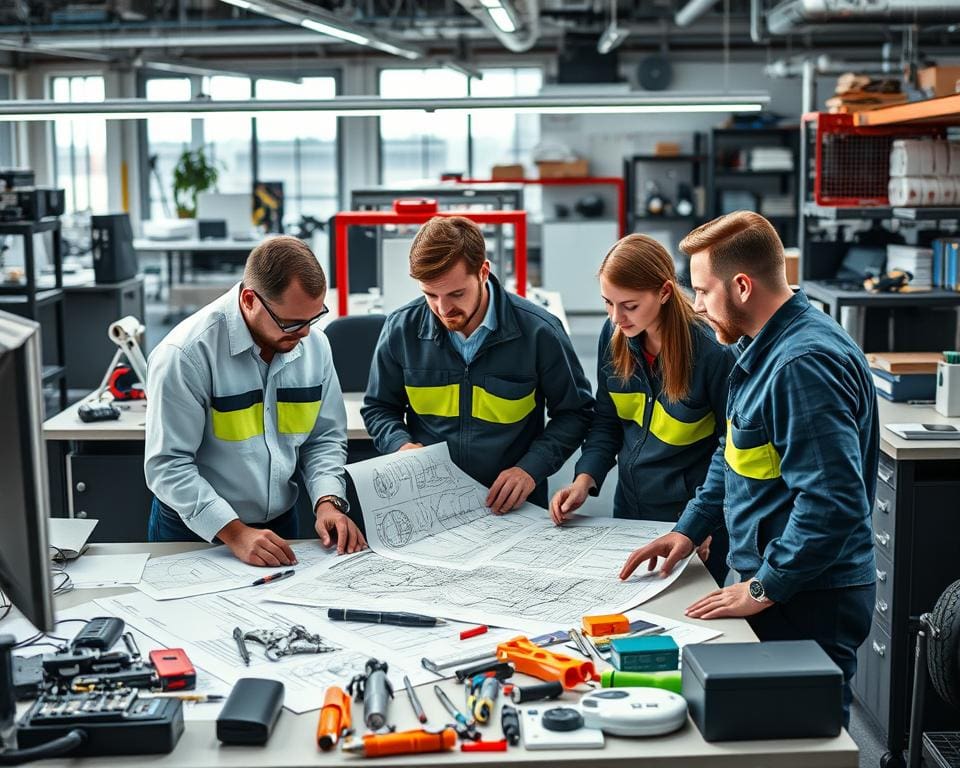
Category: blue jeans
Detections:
[
  {"x1": 147, "y1": 498, "x2": 300, "y2": 543},
  {"x1": 744, "y1": 578, "x2": 876, "y2": 729}
]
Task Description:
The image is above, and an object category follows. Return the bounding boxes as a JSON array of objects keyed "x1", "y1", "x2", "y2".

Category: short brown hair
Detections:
[
  {"x1": 243, "y1": 235, "x2": 326, "y2": 301},
  {"x1": 679, "y1": 211, "x2": 785, "y2": 284},
  {"x1": 409, "y1": 216, "x2": 486, "y2": 281}
]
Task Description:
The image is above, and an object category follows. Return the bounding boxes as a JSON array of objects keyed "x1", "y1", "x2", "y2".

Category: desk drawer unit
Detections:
[
  {"x1": 874, "y1": 550, "x2": 894, "y2": 629},
  {"x1": 855, "y1": 620, "x2": 892, "y2": 734},
  {"x1": 872, "y1": 479, "x2": 896, "y2": 561},
  {"x1": 68, "y1": 451, "x2": 152, "y2": 542}
]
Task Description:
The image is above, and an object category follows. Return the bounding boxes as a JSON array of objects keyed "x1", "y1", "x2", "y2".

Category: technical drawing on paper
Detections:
[
  {"x1": 347, "y1": 443, "x2": 541, "y2": 567},
  {"x1": 372, "y1": 455, "x2": 456, "y2": 499},
  {"x1": 141, "y1": 557, "x2": 235, "y2": 592},
  {"x1": 272, "y1": 549, "x2": 688, "y2": 629}
]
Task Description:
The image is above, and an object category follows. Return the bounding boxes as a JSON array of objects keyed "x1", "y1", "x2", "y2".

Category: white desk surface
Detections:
[
  {"x1": 133, "y1": 237, "x2": 263, "y2": 253},
  {"x1": 43, "y1": 392, "x2": 369, "y2": 442},
  {"x1": 878, "y1": 397, "x2": 960, "y2": 461},
  {"x1": 18, "y1": 541, "x2": 857, "y2": 768}
]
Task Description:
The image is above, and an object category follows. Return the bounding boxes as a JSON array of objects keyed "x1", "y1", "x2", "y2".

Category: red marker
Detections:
[
  {"x1": 461, "y1": 739, "x2": 508, "y2": 752},
  {"x1": 460, "y1": 625, "x2": 489, "y2": 641}
]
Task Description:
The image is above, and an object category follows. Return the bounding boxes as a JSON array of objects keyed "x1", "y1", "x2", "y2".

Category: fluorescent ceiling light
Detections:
[
  {"x1": 479, "y1": 0, "x2": 502, "y2": 7},
  {"x1": 488, "y1": 7, "x2": 516, "y2": 32},
  {"x1": 0, "y1": 93, "x2": 768, "y2": 122},
  {"x1": 301, "y1": 18, "x2": 369, "y2": 45},
  {"x1": 218, "y1": 0, "x2": 422, "y2": 59}
]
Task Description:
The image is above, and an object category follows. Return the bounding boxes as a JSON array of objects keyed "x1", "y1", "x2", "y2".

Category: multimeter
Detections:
[{"x1": 579, "y1": 688, "x2": 688, "y2": 737}]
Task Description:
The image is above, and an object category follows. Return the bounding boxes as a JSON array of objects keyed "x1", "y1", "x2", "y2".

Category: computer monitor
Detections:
[
  {"x1": 0, "y1": 310, "x2": 54, "y2": 633},
  {"x1": 196, "y1": 192, "x2": 255, "y2": 240}
]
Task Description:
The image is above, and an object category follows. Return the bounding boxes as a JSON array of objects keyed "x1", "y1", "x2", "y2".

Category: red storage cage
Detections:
[{"x1": 806, "y1": 112, "x2": 944, "y2": 207}]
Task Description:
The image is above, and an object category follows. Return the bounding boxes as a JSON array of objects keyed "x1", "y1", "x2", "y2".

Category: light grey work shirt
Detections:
[{"x1": 144, "y1": 282, "x2": 347, "y2": 541}]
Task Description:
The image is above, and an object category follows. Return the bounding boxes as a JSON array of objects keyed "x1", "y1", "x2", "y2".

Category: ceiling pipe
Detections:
[
  {"x1": 765, "y1": 0, "x2": 960, "y2": 36},
  {"x1": 453, "y1": 0, "x2": 539, "y2": 53},
  {"x1": 675, "y1": 0, "x2": 722, "y2": 28}
]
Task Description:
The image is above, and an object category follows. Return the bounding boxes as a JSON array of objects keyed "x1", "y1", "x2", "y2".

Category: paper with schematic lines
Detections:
[{"x1": 345, "y1": 442, "x2": 546, "y2": 569}]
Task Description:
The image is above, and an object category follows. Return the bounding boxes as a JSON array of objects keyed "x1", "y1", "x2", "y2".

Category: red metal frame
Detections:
[
  {"x1": 803, "y1": 112, "x2": 944, "y2": 207},
  {"x1": 334, "y1": 207, "x2": 527, "y2": 317},
  {"x1": 455, "y1": 176, "x2": 627, "y2": 238}
]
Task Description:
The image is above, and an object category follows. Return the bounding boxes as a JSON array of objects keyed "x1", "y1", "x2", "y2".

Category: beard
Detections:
[
  {"x1": 438, "y1": 281, "x2": 485, "y2": 333},
  {"x1": 704, "y1": 292, "x2": 753, "y2": 344}
]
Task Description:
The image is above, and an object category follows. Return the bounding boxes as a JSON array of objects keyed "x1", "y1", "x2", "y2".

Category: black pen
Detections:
[
  {"x1": 251, "y1": 569, "x2": 295, "y2": 586},
  {"x1": 233, "y1": 626, "x2": 250, "y2": 666},
  {"x1": 327, "y1": 608, "x2": 447, "y2": 627},
  {"x1": 403, "y1": 675, "x2": 427, "y2": 723}
]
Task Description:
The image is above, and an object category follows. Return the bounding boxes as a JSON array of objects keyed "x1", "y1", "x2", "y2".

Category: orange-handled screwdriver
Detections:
[
  {"x1": 317, "y1": 686, "x2": 352, "y2": 751},
  {"x1": 342, "y1": 727, "x2": 457, "y2": 758}
]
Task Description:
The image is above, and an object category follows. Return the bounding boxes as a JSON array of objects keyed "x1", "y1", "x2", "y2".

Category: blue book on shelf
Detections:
[
  {"x1": 933, "y1": 239, "x2": 944, "y2": 288},
  {"x1": 871, "y1": 367, "x2": 936, "y2": 402}
]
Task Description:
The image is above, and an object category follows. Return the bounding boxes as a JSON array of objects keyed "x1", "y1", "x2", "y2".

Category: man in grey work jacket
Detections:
[
  {"x1": 145, "y1": 236, "x2": 366, "y2": 566},
  {"x1": 362, "y1": 215, "x2": 594, "y2": 512},
  {"x1": 620, "y1": 211, "x2": 877, "y2": 725}
]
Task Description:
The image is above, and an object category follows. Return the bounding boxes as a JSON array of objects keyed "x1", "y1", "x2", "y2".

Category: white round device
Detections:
[{"x1": 579, "y1": 688, "x2": 688, "y2": 737}]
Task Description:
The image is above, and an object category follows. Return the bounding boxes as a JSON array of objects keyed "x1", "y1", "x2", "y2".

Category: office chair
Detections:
[{"x1": 324, "y1": 314, "x2": 387, "y2": 393}]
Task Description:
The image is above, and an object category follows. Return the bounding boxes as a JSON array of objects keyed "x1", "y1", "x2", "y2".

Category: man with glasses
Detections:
[{"x1": 145, "y1": 236, "x2": 366, "y2": 565}]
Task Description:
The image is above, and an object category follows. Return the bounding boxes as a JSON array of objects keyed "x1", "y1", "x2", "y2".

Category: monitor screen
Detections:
[{"x1": 0, "y1": 310, "x2": 54, "y2": 632}]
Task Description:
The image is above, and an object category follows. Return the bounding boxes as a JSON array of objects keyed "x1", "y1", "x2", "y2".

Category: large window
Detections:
[
  {"x1": 0, "y1": 73, "x2": 12, "y2": 168},
  {"x1": 145, "y1": 77, "x2": 192, "y2": 219},
  {"x1": 143, "y1": 73, "x2": 338, "y2": 226},
  {"x1": 255, "y1": 77, "x2": 339, "y2": 225},
  {"x1": 379, "y1": 66, "x2": 543, "y2": 184},
  {"x1": 51, "y1": 75, "x2": 108, "y2": 214}
]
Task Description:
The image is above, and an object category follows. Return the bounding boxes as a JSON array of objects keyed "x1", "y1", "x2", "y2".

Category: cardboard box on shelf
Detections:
[
  {"x1": 491, "y1": 164, "x2": 525, "y2": 181},
  {"x1": 918, "y1": 66, "x2": 960, "y2": 98},
  {"x1": 536, "y1": 158, "x2": 590, "y2": 178},
  {"x1": 784, "y1": 253, "x2": 799, "y2": 286},
  {"x1": 655, "y1": 142, "x2": 682, "y2": 157}
]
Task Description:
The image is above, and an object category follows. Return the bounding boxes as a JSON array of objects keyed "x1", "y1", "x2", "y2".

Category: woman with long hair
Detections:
[{"x1": 550, "y1": 234, "x2": 735, "y2": 584}]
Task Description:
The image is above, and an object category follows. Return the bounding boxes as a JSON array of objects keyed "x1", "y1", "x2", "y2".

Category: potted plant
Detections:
[{"x1": 172, "y1": 148, "x2": 221, "y2": 218}]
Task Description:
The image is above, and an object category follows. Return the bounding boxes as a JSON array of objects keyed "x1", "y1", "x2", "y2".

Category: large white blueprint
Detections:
[
  {"x1": 133, "y1": 541, "x2": 351, "y2": 600},
  {"x1": 345, "y1": 443, "x2": 545, "y2": 569},
  {"x1": 267, "y1": 546, "x2": 692, "y2": 634},
  {"x1": 93, "y1": 588, "x2": 490, "y2": 713}
]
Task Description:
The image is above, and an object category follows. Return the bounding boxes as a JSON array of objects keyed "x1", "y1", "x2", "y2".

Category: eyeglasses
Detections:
[{"x1": 248, "y1": 286, "x2": 329, "y2": 333}]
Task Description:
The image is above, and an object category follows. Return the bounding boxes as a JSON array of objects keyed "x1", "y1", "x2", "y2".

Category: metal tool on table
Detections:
[
  {"x1": 237, "y1": 625, "x2": 339, "y2": 662},
  {"x1": 433, "y1": 686, "x2": 480, "y2": 741},
  {"x1": 467, "y1": 675, "x2": 500, "y2": 724},
  {"x1": 402, "y1": 675, "x2": 426, "y2": 724},
  {"x1": 347, "y1": 658, "x2": 394, "y2": 732}
]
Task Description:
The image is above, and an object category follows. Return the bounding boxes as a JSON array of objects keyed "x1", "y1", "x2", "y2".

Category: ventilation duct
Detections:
[
  {"x1": 766, "y1": 0, "x2": 960, "y2": 36},
  {"x1": 453, "y1": 0, "x2": 539, "y2": 53}
]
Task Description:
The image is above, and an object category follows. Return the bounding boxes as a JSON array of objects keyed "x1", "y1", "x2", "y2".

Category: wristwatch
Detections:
[
  {"x1": 316, "y1": 495, "x2": 349, "y2": 515},
  {"x1": 748, "y1": 578, "x2": 769, "y2": 603}
]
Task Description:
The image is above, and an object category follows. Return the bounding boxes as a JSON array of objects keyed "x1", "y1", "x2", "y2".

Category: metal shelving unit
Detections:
[
  {"x1": 0, "y1": 218, "x2": 67, "y2": 409},
  {"x1": 623, "y1": 134, "x2": 706, "y2": 233}
]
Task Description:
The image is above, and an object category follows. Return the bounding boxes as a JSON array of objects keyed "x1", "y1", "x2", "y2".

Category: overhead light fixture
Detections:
[
  {"x1": 0, "y1": 93, "x2": 768, "y2": 122},
  {"x1": 217, "y1": 0, "x2": 422, "y2": 59},
  {"x1": 597, "y1": 0, "x2": 628, "y2": 54}
]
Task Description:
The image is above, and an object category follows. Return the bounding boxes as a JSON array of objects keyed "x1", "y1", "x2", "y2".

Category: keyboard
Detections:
[{"x1": 925, "y1": 732, "x2": 960, "y2": 768}]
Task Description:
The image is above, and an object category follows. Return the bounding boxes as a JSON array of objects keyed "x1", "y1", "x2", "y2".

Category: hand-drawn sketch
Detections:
[
  {"x1": 347, "y1": 444, "x2": 541, "y2": 568},
  {"x1": 269, "y1": 546, "x2": 691, "y2": 633},
  {"x1": 134, "y1": 541, "x2": 343, "y2": 601},
  {"x1": 372, "y1": 455, "x2": 456, "y2": 499}
]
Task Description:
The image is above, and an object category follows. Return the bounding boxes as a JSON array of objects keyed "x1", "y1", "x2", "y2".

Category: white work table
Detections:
[
  {"x1": 877, "y1": 397, "x2": 960, "y2": 461},
  {"x1": 15, "y1": 541, "x2": 858, "y2": 768}
]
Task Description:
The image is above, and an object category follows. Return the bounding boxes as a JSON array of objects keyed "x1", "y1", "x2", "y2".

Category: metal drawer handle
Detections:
[
  {"x1": 876, "y1": 499, "x2": 890, "y2": 514},
  {"x1": 875, "y1": 531, "x2": 891, "y2": 548},
  {"x1": 876, "y1": 598, "x2": 889, "y2": 614},
  {"x1": 878, "y1": 467, "x2": 894, "y2": 484},
  {"x1": 876, "y1": 569, "x2": 887, "y2": 582},
  {"x1": 872, "y1": 641, "x2": 886, "y2": 657}
]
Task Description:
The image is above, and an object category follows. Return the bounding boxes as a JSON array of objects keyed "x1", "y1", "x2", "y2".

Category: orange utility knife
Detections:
[{"x1": 317, "y1": 687, "x2": 352, "y2": 751}]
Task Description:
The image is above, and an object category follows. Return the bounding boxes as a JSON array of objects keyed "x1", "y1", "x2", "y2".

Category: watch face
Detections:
[{"x1": 749, "y1": 580, "x2": 765, "y2": 600}]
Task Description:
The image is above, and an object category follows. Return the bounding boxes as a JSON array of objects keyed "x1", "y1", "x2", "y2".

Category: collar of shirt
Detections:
[
  {"x1": 225, "y1": 282, "x2": 257, "y2": 357},
  {"x1": 448, "y1": 281, "x2": 497, "y2": 360},
  {"x1": 735, "y1": 290, "x2": 810, "y2": 375}
]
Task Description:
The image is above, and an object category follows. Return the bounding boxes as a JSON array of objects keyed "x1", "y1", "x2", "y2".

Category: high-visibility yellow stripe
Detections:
[
  {"x1": 609, "y1": 391, "x2": 646, "y2": 425},
  {"x1": 649, "y1": 401, "x2": 716, "y2": 446},
  {"x1": 277, "y1": 400, "x2": 322, "y2": 434},
  {"x1": 212, "y1": 402, "x2": 264, "y2": 441},
  {"x1": 471, "y1": 385, "x2": 536, "y2": 424},
  {"x1": 724, "y1": 420, "x2": 782, "y2": 480},
  {"x1": 405, "y1": 384, "x2": 460, "y2": 417}
]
